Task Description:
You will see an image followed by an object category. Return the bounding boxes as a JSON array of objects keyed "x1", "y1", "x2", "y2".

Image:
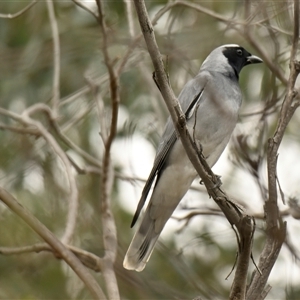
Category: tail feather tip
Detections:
[{"x1": 123, "y1": 255, "x2": 146, "y2": 272}]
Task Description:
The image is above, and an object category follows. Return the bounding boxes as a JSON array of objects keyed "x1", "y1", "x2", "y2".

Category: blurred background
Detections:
[{"x1": 0, "y1": 0, "x2": 300, "y2": 299}]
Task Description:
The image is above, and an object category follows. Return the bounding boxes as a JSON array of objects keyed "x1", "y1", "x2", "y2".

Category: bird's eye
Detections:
[{"x1": 236, "y1": 49, "x2": 243, "y2": 56}]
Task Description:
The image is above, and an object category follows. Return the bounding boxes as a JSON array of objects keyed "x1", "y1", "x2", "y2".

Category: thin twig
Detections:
[
  {"x1": 46, "y1": 0, "x2": 61, "y2": 116},
  {"x1": 229, "y1": 216, "x2": 255, "y2": 300},
  {"x1": 0, "y1": 123, "x2": 40, "y2": 136},
  {"x1": 71, "y1": 0, "x2": 99, "y2": 21},
  {"x1": 85, "y1": 75, "x2": 109, "y2": 143},
  {"x1": 51, "y1": 116, "x2": 102, "y2": 168},
  {"x1": 154, "y1": 0, "x2": 287, "y2": 85},
  {"x1": 95, "y1": 1, "x2": 120, "y2": 299},
  {"x1": 0, "y1": 243, "x2": 103, "y2": 272},
  {"x1": 246, "y1": 0, "x2": 299, "y2": 298},
  {"x1": 0, "y1": 0, "x2": 37, "y2": 19}
]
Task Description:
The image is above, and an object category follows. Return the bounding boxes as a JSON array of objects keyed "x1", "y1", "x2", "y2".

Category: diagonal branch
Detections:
[
  {"x1": 46, "y1": 0, "x2": 61, "y2": 116},
  {"x1": 0, "y1": 243, "x2": 103, "y2": 273},
  {"x1": 0, "y1": 187, "x2": 106, "y2": 300},
  {"x1": 0, "y1": 0, "x2": 37, "y2": 19}
]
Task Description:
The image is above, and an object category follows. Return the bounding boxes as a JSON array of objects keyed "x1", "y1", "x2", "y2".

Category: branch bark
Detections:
[
  {"x1": 46, "y1": 0, "x2": 61, "y2": 116},
  {"x1": 95, "y1": 1, "x2": 120, "y2": 299},
  {"x1": 0, "y1": 0, "x2": 37, "y2": 19}
]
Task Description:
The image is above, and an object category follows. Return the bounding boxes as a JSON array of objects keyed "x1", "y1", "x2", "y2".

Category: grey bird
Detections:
[{"x1": 123, "y1": 44, "x2": 262, "y2": 272}]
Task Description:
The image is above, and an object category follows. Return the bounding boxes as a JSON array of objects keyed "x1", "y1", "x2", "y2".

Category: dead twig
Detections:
[{"x1": 0, "y1": 243, "x2": 103, "y2": 272}]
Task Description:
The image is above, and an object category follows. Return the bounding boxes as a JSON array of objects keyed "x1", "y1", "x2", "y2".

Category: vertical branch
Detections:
[
  {"x1": 22, "y1": 107, "x2": 79, "y2": 245},
  {"x1": 95, "y1": 1, "x2": 120, "y2": 299},
  {"x1": 46, "y1": 0, "x2": 60, "y2": 116},
  {"x1": 247, "y1": 0, "x2": 299, "y2": 299},
  {"x1": 123, "y1": 0, "x2": 135, "y2": 37},
  {"x1": 0, "y1": 0, "x2": 37, "y2": 19}
]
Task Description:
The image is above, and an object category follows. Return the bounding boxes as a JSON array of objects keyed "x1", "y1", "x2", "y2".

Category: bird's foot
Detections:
[
  {"x1": 199, "y1": 174, "x2": 222, "y2": 188},
  {"x1": 211, "y1": 174, "x2": 222, "y2": 189}
]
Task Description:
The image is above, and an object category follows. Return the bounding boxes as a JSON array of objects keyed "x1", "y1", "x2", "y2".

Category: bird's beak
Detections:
[{"x1": 247, "y1": 55, "x2": 263, "y2": 64}]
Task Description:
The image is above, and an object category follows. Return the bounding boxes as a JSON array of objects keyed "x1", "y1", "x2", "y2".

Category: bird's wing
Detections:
[{"x1": 130, "y1": 72, "x2": 209, "y2": 227}]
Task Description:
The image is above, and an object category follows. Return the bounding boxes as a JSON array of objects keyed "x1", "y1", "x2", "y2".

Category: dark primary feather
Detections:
[{"x1": 130, "y1": 88, "x2": 205, "y2": 228}]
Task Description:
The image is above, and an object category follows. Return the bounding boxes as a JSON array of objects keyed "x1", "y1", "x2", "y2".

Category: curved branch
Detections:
[
  {"x1": 0, "y1": 0, "x2": 37, "y2": 19},
  {"x1": 94, "y1": 1, "x2": 120, "y2": 299},
  {"x1": 0, "y1": 187, "x2": 106, "y2": 300},
  {"x1": 0, "y1": 243, "x2": 103, "y2": 272}
]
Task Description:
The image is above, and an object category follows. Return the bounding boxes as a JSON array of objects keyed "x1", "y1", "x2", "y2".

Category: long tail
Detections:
[
  {"x1": 123, "y1": 157, "x2": 197, "y2": 271},
  {"x1": 123, "y1": 205, "x2": 161, "y2": 272}
]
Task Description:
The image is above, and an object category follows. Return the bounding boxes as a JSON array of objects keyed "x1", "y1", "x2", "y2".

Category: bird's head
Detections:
[{"x1": 201, "y1": 44, "x2": 263, "y2": 79}]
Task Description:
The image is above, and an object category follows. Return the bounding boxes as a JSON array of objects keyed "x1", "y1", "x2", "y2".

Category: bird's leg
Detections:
[
  {"x1": 211, "y1": 174, "x2": 222, "y2": 189},
  {"x1": 199, "y1": 174, "x2": 222, "y2": 189}
]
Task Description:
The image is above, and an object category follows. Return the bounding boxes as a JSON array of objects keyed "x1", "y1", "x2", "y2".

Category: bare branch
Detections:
[
  {"x1": 0, "y1": 107, "x2": 32, "y2": 125},
  {"x1": 247, "y1": 1, "x2": 300, "y2": 298},
  {"x1": 0, "y1": 123, "x2": 40, "y2": 136},
  {"x1": 94, "y1": 1, "x2": 120, "y2": 299},
  {"x1": 20, "y1": 105, "x2": 79, "y2": 245},
  {"x1": 154, "y1": 0, "x2": 287, "y2": 85},
  {"x1": 123, "y1": 0, "x2": 136, "y2": 38},
  {"x1": 0, "y1": 187, "x2": 106, "y2": 300},
  {"x1": 46, "y1": 0, "x2": 61, "y2": 116},
  {"x1": 0, "y1": 0, "x2": 37, "y2": 19},
  {"x1": 0, "y1": 243, "x2": 103, "y2": 273},
  {"x1": 229, "y1": 216, "x2": 255, "y2": 300},
  {"x1": 50, "y1": 116, "x2": 102, "y2": 168}
]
